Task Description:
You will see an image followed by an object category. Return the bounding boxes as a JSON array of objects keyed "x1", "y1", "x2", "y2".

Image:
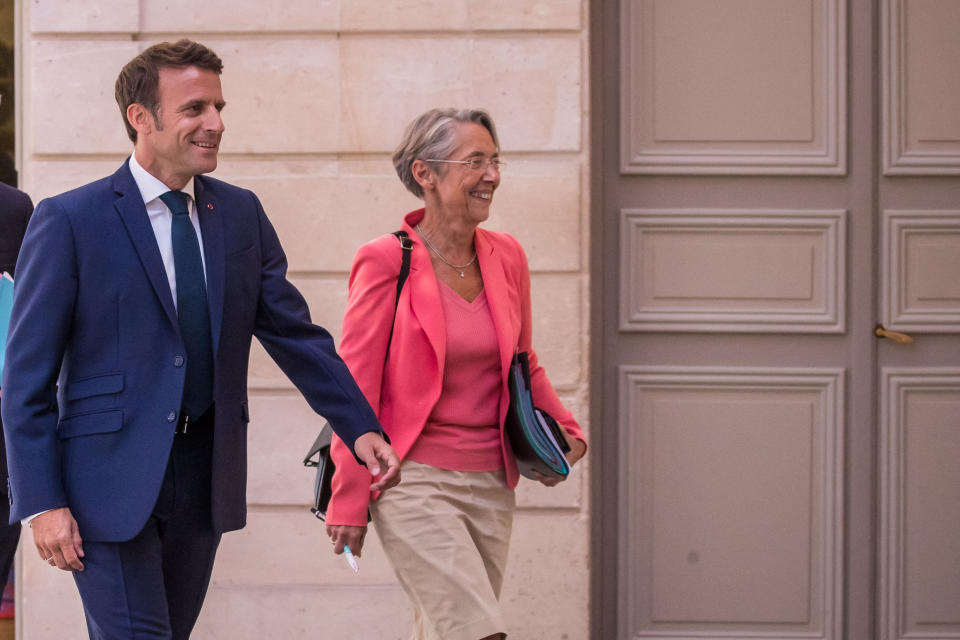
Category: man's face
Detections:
[{"x1": 136, "y1": 65, "x2": 225, "y2": 189}]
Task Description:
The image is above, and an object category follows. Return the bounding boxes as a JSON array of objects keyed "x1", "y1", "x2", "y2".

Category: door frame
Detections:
[{"x1": 588, "y1": 0, "x2": 621, "y2": 637}]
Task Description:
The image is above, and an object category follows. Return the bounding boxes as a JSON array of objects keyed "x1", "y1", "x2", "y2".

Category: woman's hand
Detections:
[
  {"x1": 326, "y1": 524, "x2": 368, "y2": 557},
  {"x1": 533, "y1": 431, "x2": 587, "y2": 487},
  {"x1": 564, "y1": 432, "x2": 587, "y2": 466}
]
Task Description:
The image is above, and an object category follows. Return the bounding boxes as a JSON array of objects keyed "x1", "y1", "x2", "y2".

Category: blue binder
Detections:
[{"x1": 505, "y1": 352, "x2": 571, "y2": 479}]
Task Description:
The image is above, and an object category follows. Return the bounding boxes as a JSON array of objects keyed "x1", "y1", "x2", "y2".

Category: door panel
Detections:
[
  {"x1": 619, "y1": 369, "x2": 843, "y2": 637},
  {"x1": 880, "y1": 211, "x2": 960, "y2": 332},
  {"x1": 880, "y1": 371, "x2": 960, "y2": 639},
  {"x1": 881, "y1": 0, "x2": 960, "y2": 174},
  {"x1": 620, "y1": 0, "x2": 846, "y2": 175},
  {"x1": 620, "y1": 209, "x2": 846, "y2": 332}
]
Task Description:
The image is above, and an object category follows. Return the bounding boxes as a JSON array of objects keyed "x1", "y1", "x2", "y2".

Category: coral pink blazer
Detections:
[{"x1": 326, "y1": 209, "x2": 584, "y2": 526}]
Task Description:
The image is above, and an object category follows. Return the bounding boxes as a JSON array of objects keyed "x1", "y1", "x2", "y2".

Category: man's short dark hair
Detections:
[{"x1": 115, "y1": 39, "x2": 223, "y2": 144}]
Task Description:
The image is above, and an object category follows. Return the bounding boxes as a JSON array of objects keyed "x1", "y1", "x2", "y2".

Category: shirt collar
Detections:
[{"x1": 128, "y1": 153, "x2": 196, "y2": 207}]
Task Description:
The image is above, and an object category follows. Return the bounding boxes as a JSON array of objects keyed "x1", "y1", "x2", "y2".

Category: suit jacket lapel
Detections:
[
  {"x1": 195, "y1": 177, "x2": 225, "y2": 357},
  {"x1": 475, "y1": 229, "x2": 516, "y2": 386},
  {"x1": 112, "y1": 162, "x2": 178, "y2": 329}
]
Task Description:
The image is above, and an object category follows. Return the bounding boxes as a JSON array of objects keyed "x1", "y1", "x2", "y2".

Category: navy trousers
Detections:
[{"x1": 74, "y1": 411, "x2": 220, "y2": 640}]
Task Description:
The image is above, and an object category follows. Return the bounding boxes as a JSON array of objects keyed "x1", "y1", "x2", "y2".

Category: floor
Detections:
[{"x1": 0, "y1": 618, "x2": 12, "y2": 639}]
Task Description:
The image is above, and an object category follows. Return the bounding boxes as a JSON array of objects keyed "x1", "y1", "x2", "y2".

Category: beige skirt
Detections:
[{"x1": 371, "y1": 459, "x2": 515, "y2": 640}]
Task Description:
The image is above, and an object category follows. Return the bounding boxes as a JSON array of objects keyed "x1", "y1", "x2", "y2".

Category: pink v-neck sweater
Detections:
[{"x1": 405, "y1": 282, "x2": 504, "y2": 471}]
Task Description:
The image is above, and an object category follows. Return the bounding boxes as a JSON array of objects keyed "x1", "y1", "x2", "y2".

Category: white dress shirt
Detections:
[{"x1": 128, "y1": 153, "x2": 208, "y2": 305}]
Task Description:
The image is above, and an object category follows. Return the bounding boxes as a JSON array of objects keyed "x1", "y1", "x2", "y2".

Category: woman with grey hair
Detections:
[{"x1": 325, "y1": 107, "x2": 587, "y2": 640}]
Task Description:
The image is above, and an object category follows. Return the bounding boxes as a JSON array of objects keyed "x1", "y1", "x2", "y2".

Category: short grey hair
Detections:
[{"x1": 392, "y1": 108, "x2": 500, "y2": 199}]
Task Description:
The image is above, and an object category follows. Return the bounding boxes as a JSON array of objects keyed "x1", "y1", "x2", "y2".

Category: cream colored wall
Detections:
[{"x1": 18, "y1": 1, "x2": 590, "y2": 638}]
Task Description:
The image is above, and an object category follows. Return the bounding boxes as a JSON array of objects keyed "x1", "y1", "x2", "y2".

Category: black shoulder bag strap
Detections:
[{"x1": 386, "y1": 230, "x2": 413, "y2": 358}]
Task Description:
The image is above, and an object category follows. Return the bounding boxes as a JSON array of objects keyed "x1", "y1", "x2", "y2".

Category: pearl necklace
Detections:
[{"x1": 416, "y1": 224, "x2": 477, "y2": 278}]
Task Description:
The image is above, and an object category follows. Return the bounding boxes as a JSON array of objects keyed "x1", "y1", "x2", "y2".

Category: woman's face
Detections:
[{"x1": 431, "y1": 122, "x2": 501, "y2": 225}]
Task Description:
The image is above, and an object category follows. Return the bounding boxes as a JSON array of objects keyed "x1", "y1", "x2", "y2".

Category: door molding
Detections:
[
  {"x1": 879, "y1": 369, "x2": 960, "y2": 640},
  {"x1": 619, "y1": 208, "x2": 847, "y2": 332},
  {"x1": 620, "y1": 0, "x2": 847, "y2": 175}
]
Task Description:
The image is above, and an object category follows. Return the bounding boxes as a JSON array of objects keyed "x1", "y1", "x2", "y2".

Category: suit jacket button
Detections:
[
  {"x1": 174, "y1": 355, "x2": 184, "y2": 367},
  {"x1": 167, "y1": 411, "x2": 177, "y2": 422}
]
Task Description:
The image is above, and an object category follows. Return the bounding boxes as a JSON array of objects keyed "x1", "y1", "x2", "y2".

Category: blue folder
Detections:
[{"x1": 0, "y1": 272, "x2": 13, "y2": 384}]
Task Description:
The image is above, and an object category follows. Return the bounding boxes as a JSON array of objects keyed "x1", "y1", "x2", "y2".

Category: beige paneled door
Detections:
[{"x1": 590, "y1": 1, "x2": 960, "y2": 640}]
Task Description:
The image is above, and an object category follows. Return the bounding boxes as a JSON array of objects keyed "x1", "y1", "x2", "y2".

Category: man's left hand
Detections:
[{"x1": 353, "y1": 432, "x2": 401, "y2": 492}]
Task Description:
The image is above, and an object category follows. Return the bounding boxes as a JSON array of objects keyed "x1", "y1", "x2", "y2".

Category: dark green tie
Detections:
[{"x1": 159, "y1": 190, "x2": 213, "y2": 418}]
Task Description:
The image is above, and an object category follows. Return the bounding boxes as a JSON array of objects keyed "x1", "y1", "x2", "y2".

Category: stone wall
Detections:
[{"x1": 18, "y1": 1, "x2": 590, "y2": 637}]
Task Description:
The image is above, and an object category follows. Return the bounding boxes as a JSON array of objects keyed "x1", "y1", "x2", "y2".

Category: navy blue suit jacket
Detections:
[{"x1": 1, "y1": 161, "x2": 381, "y2": 541}]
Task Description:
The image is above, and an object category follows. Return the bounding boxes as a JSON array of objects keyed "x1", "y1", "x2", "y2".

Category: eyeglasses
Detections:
[{"x1": 424, "y1": 157, "x2": 506, "y2": 172}]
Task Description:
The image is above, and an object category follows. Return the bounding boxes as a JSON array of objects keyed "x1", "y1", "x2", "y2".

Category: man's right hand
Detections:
[
  {"x1": 353, "y1": 431, "x2": 401, "y2": 492},
  {"x1": 32, "y1": 507, "x2": 85, "y2": 571}
]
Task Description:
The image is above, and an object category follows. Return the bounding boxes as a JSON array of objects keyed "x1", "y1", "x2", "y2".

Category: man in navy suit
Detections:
[
  {"x1": 0, "y1": 181, "x2": 33, "y2": 602},
  {"x1": 1, "y1": 40, "x2": 399, "y2": 639}
]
